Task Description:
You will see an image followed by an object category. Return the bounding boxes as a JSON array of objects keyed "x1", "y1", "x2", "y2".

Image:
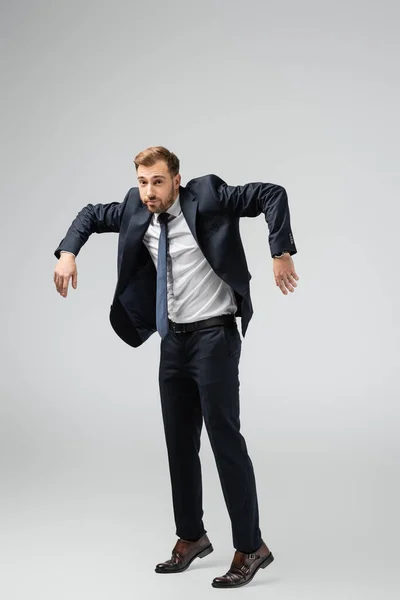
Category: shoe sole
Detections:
[
  {"x1": 211, "y1": 551, "x2": 274, "y2": 588},
  {"x1": 155, "y1": 543, "x2": 214, "y2": 574}
]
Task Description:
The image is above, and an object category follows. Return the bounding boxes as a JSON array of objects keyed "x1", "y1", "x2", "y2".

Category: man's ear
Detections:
[{"x1": 175, "y1": 174, "x2": 181, "y2": 189}]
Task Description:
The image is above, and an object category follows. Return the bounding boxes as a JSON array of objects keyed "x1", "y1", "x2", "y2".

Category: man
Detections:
[{"x1": 53, "y1": 146, "x2": 299, "y2": 589}]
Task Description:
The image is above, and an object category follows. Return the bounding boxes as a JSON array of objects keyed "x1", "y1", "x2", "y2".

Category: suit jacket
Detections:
[{"x1": 54, "y1": 174, "x2": 297, "y2": 347}]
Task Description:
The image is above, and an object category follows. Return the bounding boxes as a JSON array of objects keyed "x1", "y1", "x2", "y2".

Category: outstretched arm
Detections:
[
  {"x1": 212, "y1": 175, "x2": 299, "y2": 295},
  {"x1": 53, "y1": 189, "x2": 131, "y2": 297},
  {"x1": 213, "y1": 175, "x2": 296, "y2": 258},
  {"x1": 54, "y1": 189, "x2": 131, "y2": 259}
]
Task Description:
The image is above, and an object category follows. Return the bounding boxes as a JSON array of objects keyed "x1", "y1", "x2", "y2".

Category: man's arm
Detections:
[
  {"x1": 209, "y1": 175, "x2": 299, "y2": 295},
  {"x1": 210, "y1": 175, "x2": 296, "y2": 258},
  {"x1": 53, "y1": 189, "x2": 131, "y2": 297},
  {"x1": 54, "y1": 189, "x2": 131, "y2": 259}
]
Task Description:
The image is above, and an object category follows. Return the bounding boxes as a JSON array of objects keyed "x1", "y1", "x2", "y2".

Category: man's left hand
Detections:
[{"x1": 273, "y1": 253, "x2": 299, "y2": 295}]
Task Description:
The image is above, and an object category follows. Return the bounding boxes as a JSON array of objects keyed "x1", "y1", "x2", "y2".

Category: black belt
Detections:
[{"x1": 168, "y1": 314, "x2": 235, "y2": 333}]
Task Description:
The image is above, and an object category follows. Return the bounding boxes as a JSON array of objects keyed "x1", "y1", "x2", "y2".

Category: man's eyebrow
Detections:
[{"x1": 137, "y1": 174, "x2": 166, "y2": 180}]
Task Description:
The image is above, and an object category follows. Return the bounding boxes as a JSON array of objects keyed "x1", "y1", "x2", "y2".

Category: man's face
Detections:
[{"x1": 137, "y1": 160, "x2": 181, "y2": 213}]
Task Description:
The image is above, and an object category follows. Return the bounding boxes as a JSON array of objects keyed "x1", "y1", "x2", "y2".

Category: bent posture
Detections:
[{"x1": 53, "y1": 146, "x2": 299, "y2": 589}]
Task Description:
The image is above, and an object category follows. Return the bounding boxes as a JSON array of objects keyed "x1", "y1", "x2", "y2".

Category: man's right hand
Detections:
[{"x1": 54, "y1": 252, "x2": 77, "y2": 298}]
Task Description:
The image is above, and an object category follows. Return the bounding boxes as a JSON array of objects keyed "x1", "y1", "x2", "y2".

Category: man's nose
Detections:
[{"x1": 146, "y1": 184, "x2": 155, "y2": 197}]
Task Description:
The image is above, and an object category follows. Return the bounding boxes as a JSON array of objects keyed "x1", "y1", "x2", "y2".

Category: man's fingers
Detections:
[
  {"x1": 272, "y1": 255, "x2": 299, "y2": 295},
  {"x1": 282, "y1": 276, "x2": 294, "y2": 293},
  {"x1": 274, "y1": 266, "x2": 299, "y2": 294},
  {"x1": 61, "y1": 275, "x2": 70, "y2": 297},
  {"x1": 275, "y1": 275, "x2": 295, "y2": 294},
  {"x1": 54, "y1": 262, "x2": 77, "y2": 297},
  {"x1": 54, "y1": 274, "x2": 61, "y2": 293},
  {"x1": 276, "y1": 278, "x2": 288, "y2": 295},
  {"x1": 56, "y1": 276, "x2": 63, "y2": 295}
]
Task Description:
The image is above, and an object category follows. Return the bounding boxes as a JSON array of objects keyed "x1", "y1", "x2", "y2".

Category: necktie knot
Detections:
[{"x1": 158, "y1": 212, "x2": 170, "y2": 225}]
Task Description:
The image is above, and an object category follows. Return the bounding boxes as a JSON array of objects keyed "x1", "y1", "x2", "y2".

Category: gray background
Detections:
[{"x1": 1, "y1": 0, "x2": 399, "y2": 598}]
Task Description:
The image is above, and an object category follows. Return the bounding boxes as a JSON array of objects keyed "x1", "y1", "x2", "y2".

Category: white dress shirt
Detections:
[{"x1": 142, "y1": 195, "x2": 237, "y2": 323}]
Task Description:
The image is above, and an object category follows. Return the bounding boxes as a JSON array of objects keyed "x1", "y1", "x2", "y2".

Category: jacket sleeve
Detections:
[
  {"x1": 54, "y1": 189, "x2": 131, "y2": 259},
  {"x1": 211, "y1": 174, "x2": 297, "y2": 258}
]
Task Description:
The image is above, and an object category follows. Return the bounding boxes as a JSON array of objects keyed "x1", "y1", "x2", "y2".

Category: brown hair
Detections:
[{"x1": 133, "y1": 146, "x2": 180, "y2": 177}]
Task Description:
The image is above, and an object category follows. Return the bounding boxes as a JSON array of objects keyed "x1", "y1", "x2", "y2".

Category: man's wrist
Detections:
[
  {"x1": 60, "y1": 251, "x2": 76, "y2": 257},
  {"x1": 272, "y1": 251, "x2": 290, "y2": 259}
]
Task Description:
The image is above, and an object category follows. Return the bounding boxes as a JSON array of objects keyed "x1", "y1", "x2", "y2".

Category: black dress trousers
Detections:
[{"x1": 158, "y1": 320, "x2": 263, "y2": 553}]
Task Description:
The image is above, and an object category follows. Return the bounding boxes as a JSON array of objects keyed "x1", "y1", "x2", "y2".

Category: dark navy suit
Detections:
[
  {"x1": 55, "y1": 174, "x2": 297, "y2": 552},
  {"x1": 55, "y1": 174, "x2": 297, "y2": 345}
]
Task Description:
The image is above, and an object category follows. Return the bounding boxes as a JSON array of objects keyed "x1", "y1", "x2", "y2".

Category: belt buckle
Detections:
[{"x1": 170, "y1": 320, "x2": 185, "y2": 334}]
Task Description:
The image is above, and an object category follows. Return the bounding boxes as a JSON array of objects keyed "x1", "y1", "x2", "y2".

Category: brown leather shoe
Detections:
[
  {"x1": 155, "y1": 534, "x2": 214, "y2": 574},
  {"x1": 211, "y1": 541, "x2": 274, "y2": 588}
]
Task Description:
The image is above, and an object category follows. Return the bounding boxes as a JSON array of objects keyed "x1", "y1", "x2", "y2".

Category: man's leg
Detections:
[
  {"x1": 159, "y1": 332, "x2": 206, "y2": 541},
  {"x1": 188, "y1": 323, "x2": 262, "y2": 553}
]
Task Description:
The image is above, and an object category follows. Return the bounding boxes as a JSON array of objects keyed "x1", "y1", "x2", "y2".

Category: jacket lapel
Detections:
[
  {"x1": 179, "y1": 185, "x2": 199, "y2": 244},
  {"x1": 117, "y1": 194, "x2": 153, "y2": 293}
]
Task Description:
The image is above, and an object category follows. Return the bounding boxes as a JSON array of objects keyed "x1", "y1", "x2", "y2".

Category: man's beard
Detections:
[{"x1": 146, "y1": 186, "x2": 176, "y2": 213}]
